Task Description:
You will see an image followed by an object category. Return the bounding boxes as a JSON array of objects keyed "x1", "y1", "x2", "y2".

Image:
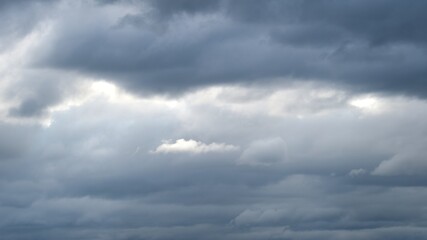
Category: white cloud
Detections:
[
  {"x1": 348, "y1": 95, "x2": 385, "y2": 114},
  {"x1": 348, "y1": 168, "x2": 367, "y2": 177},
  {"x1": 151, "y1": 139, "x2": 239, "y2": 154},
  {"x1": 183, "y1": 85, "x2": 349, "y2": 118}
]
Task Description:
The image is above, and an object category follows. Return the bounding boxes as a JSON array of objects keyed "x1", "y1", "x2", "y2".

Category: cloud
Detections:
[
  {"x1": 152, "y1": 139, "x2": 239, "y2": 154},
  {"x1": 0, "y1": 122, "x2": 37, "y2": 160},
  {"x1": 2, "y1": 86, "x2": 427, "y2": 239},
  {"x1": 0, "y1": 0, "x2": 54, "y2": 52},
  {"x1": 6, "y1": 73, "x2": 83, "y2": 119},
  {"x1": 22, "y1": 0, "x2": 427, "y2": 98},
  {"x1": 2, "y1": 1, "x2": 427, "y2": 240},
  {"x1": 348, "y1": 168, "x2": 367, "y2": 177},
  {"x1": 372, "y1": 146, "x2": 427, "y2": 176},
  {"x1": 238, "y1": 137, "x2": 288, "y2": 166}
]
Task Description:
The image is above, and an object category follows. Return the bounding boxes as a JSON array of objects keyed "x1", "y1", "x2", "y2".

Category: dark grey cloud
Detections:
[
  {"x1": 4, "y1": 71, "x2": 83, "y2": 118},
  {"x1": 0, "y1": 0, "x2": 55, "y2": 51},
  {"x1": 27, "y1": 0, "x2": 427, "y2": 97},
  {"x1": 226, "y1": 0, "x2": 427, "y2": 44},
  {"x1": 149, "y1": 0, "x2": 222, "y2": 17}
]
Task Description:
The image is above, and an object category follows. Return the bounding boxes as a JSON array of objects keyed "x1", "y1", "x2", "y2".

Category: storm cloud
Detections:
[
  {"x1": 1, "y1": 1, "x2": 427, "y2": 240},
  {"x1": 27, "y1": 0, "x2": 427, "y2": 97}
]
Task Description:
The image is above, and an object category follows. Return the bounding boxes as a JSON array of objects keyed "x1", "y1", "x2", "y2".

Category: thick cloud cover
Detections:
[
  {"x1": 2, "y1": 1, "x2": 427, "y2": 240},
  {"x1": 29, "y1": 0, "x2": 427, "y2": 97}
]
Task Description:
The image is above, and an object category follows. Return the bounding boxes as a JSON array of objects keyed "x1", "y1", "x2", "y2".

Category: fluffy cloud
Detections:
[{"x1": 152, "y1": 138, "x2": 239, "y2": 154}]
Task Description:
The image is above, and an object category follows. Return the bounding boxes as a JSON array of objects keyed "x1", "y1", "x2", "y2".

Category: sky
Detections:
[{"x1": 1, "y1": 0, "x2": 427, "y2": 239}]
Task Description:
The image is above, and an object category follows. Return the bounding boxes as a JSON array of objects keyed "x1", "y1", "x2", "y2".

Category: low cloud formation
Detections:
[{"x1": 1, "y1": 83, "x2": 427, "y2": 239}]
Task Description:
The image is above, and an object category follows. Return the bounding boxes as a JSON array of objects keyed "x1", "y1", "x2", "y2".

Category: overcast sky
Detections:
[{"x1": 1, "y1": 0, "x2": 427, "y2": 239}]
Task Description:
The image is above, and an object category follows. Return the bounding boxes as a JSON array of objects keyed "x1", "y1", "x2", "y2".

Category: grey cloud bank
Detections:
[
  {"x1": 32, "y1": 0, "x2": 427, "y2": 97},
  {"x1": 1, "y1": 1, "x2": 427, "y2": 240},
  {"x1": 2, "y1": 86, "x2": 427, "y2": 239}
]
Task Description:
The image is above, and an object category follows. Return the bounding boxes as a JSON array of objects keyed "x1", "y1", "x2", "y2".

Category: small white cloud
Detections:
[
  {"x1": 151, "y1": 139, "x2": 239, "y2": 154},
  {"x1": 348, "y1": 168, "x2": 367, "y2": 177},
  {"x1": 348, "y1": 95, "x2": 384, "y2": 114}
]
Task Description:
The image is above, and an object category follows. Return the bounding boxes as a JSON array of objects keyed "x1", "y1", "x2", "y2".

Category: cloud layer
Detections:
[
  {"x1": 29, "y1": 0, "x2": 427, "y2": 97},
  {"x1": 1, "y1": 1, "x2": 427, "y2": 240}
]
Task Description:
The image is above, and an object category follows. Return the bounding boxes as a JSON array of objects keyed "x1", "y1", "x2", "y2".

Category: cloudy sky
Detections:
[{"x1": 1, "y1": 0, "x2": 427, "y2": 239}]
